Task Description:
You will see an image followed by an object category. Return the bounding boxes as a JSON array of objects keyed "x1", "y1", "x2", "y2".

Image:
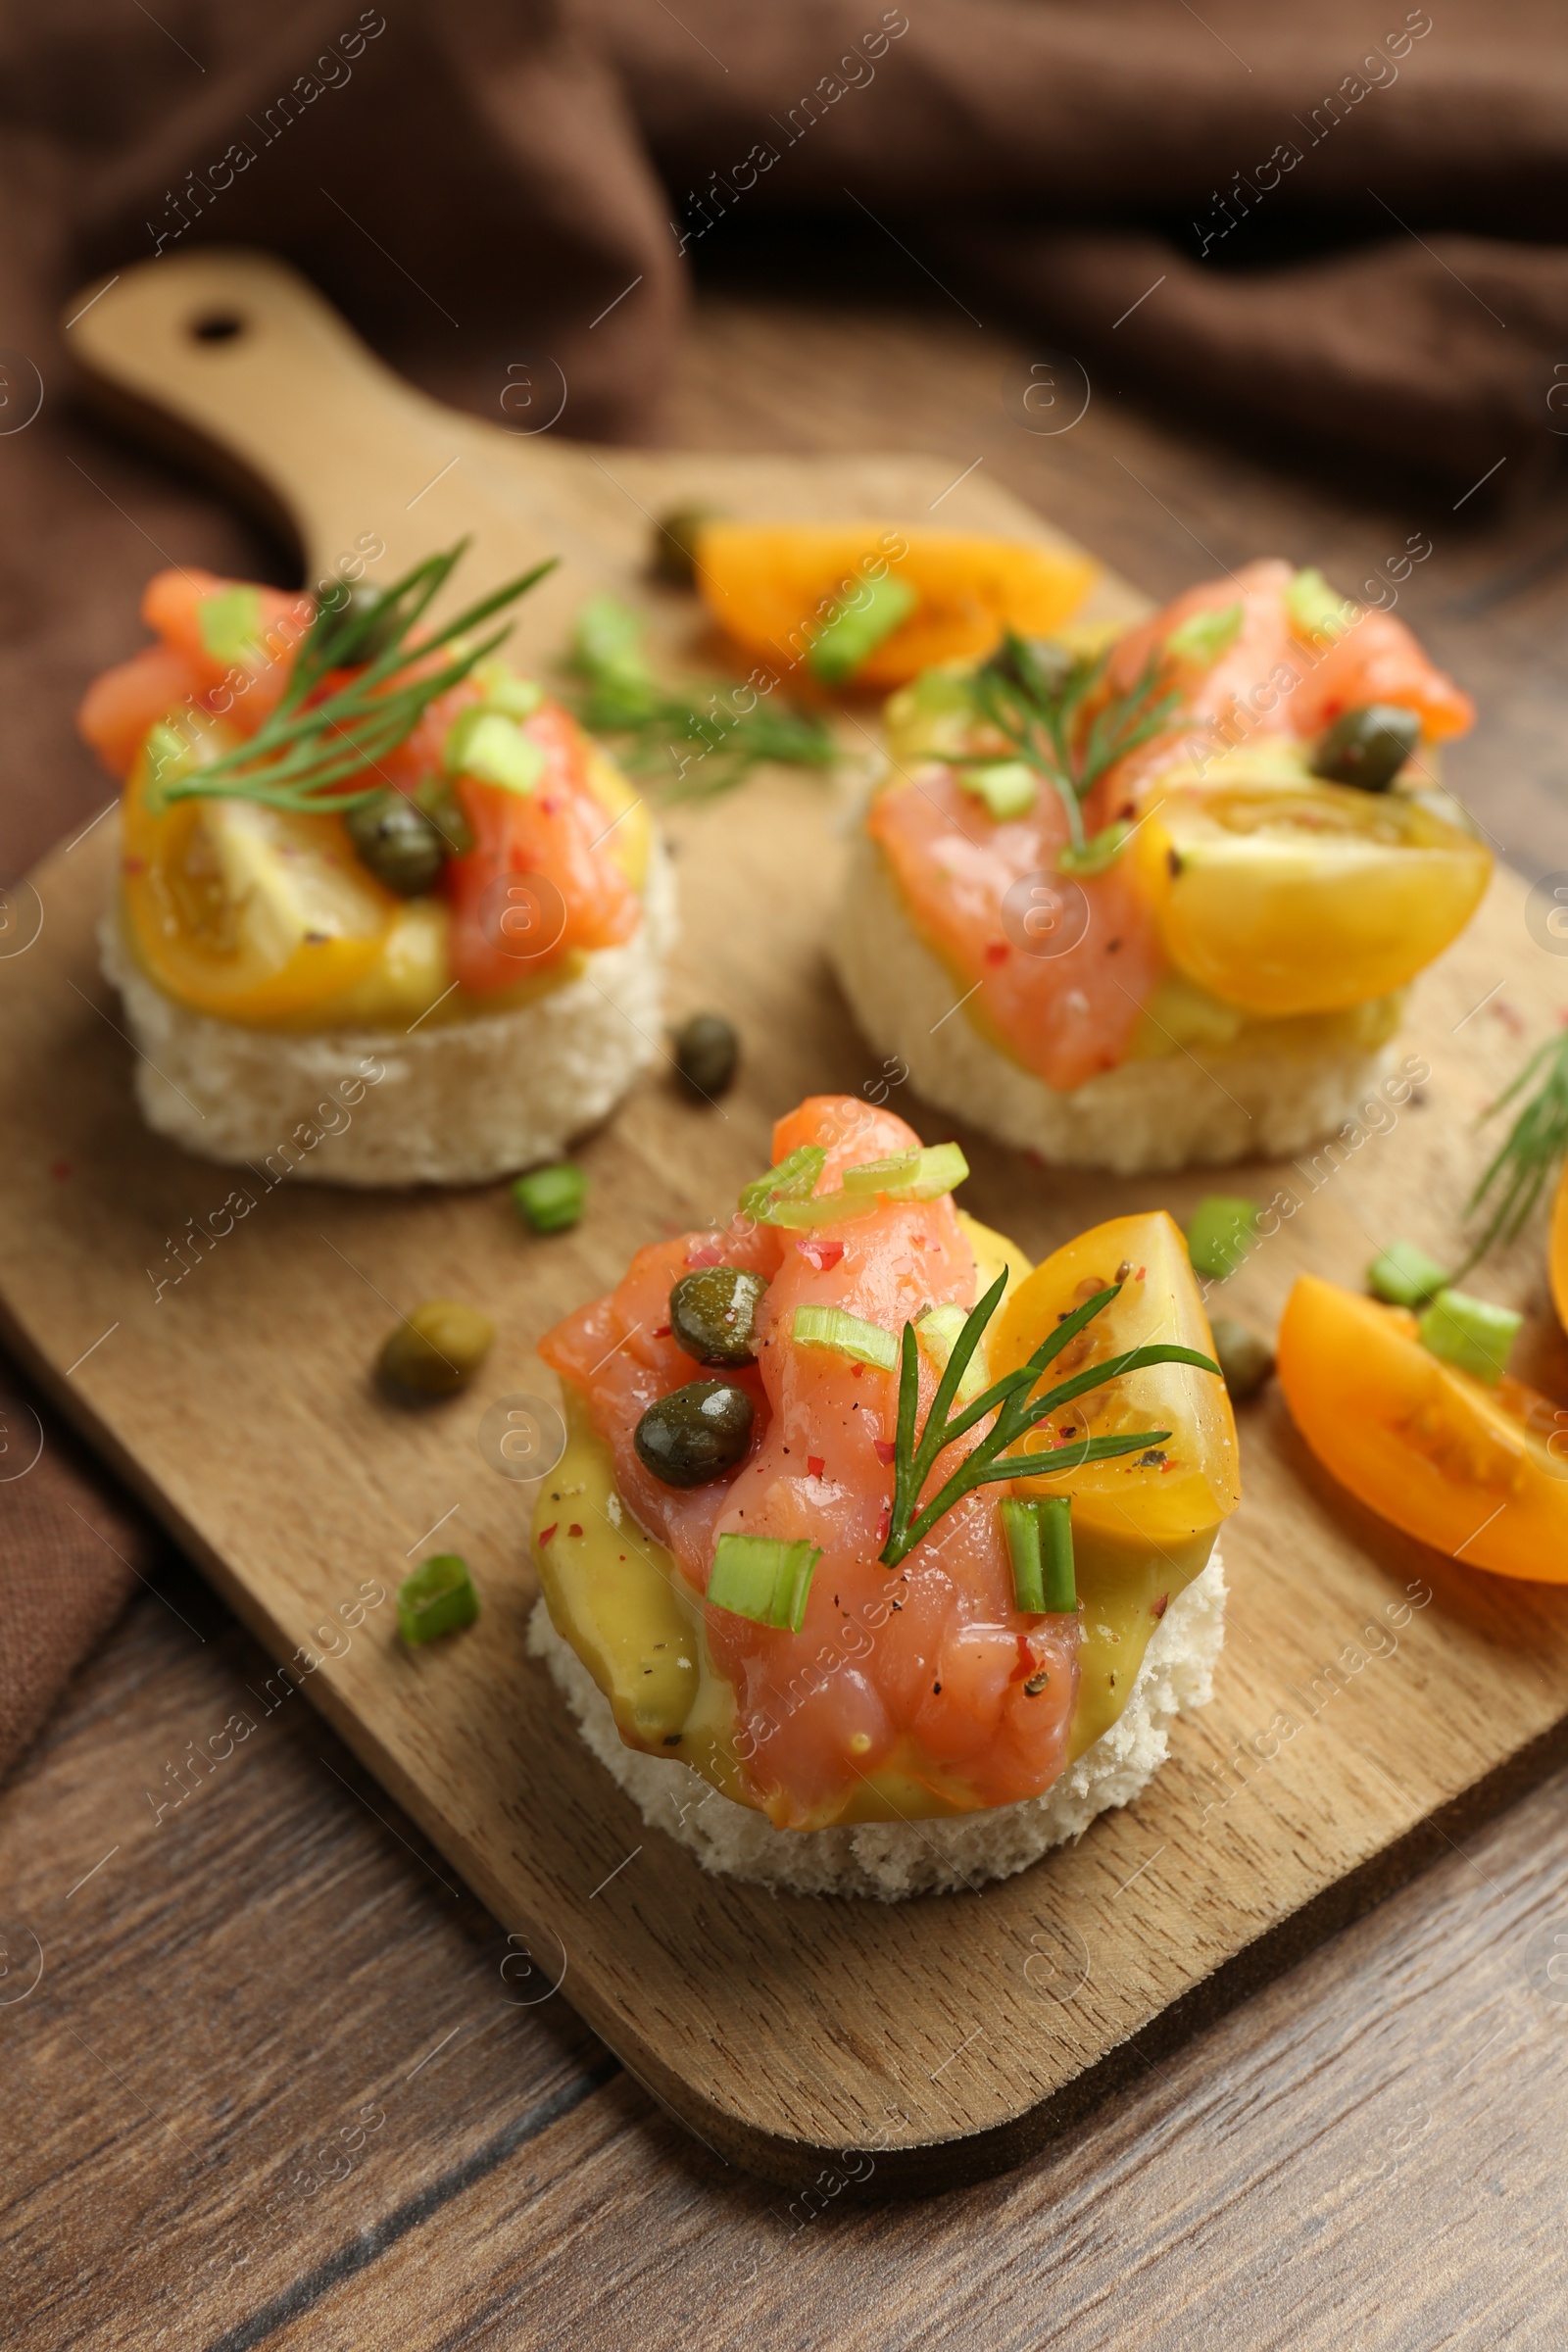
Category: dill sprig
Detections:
[
  {"x1": 1458, "y1": 1027, "x2": 1568, "y2": 1275},
  {"x1": 960, "y1": 629, "x2": 1187, "y2": 856},
  {"x1": 154, "y1": 540, "x2": 558, "y2": 816},
  {"x1": 564, "y1": 595, "x2": 835, "y2": 801},
  {"x1": 880, "y1": 1270, "x2": 1219, "y2": 1569}
]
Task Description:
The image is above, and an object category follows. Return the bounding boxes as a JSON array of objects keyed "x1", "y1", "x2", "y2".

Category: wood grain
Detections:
[{"x1": 4, "y1": 250, "x2": 1566, "y2": 2191}]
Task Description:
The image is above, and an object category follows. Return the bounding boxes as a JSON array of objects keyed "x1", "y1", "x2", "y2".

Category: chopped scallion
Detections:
[
  {"x1": 1185, "y1": 1195, "x2": 1259, "y2": 1283},
  {"x1": 791, "y1": 1303, "x2": 899, "y2": 1372},
  {"x1": 472, "y1": 659, "x2": 544, "y2": 719},
  {"x1": 1166, "y1": 601, "x2": 1244, "y2": 667},
  {"x1": 807, "y1": 573, "x2": 917, "y2": 685},
  {"x1": 1417, "y1": 1288, "x2": 1522, "y2": 1386},
  {"x1": 444, "y1": 708, "x2": 544, "y2": 796},
  {"x1": 708, "y1": 1533, "x2": 821, "y2": 1632},
  {"x1": 999, "y1": 1495, "x2": 1075, "y2": 1614},
  {"x1": 512, "y1": 1162, "x2": 587, "y2": 1234},
  {"x1": 738, "y1": 1145, "x2": 826, "y2": 1222},
  {"x1": 961, "y1": 760, "x2": 1038, "y2": 821},
  {"x1": 1286, "y1": 566, "x2": 1358, "y2": 646},
  {"x1": 914, "y1": 1302, "x2": 988, "y2": 1405},
  {"x1": 398, "y1": 1553, "x2": 479, "y2": 1644},
  {"x1": 841, "y1": 1142, "x2": 969, "y2": 1200},
  {"x1": 1368, "y1": 1239, "x2": 1449, "y2": 1308},
  {"x1": 198, "y1": 583, "x2": 265, "y2": 667},
  {"x1": 1057, "y1": 819, "x2": 1131, "y2": 877}
]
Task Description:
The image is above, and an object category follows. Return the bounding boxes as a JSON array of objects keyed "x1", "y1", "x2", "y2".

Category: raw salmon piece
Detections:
[
  {"x1": 867, "y1": 771, "x2": 1165, "y2": 1093},
  {"x1": 443, "y1": 700, "x2": 641, "y2": 992},
  {"x1": 77, "y1": 643, "x2": 205, "y2": 779},
  {"x1": 1288, "y1": 607, "x2": 1475, "y2": 743}
]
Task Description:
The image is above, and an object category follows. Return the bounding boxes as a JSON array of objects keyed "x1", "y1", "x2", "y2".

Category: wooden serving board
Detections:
[{"x1": 7, "y1": 249, "x2": 1568, "y2": 2191}]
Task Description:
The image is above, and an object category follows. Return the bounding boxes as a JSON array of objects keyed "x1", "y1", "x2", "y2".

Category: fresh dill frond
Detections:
[
  {"x1": 155, "y1": 540, "x2": 557, "y2": 816},
  {"x1": 1459, "y1": 1026, "x2": 1568, "y2": 1274},
  {"x1": 879, "y1": 1270, "x2": 1220, "y2": 1569},
  {"x1": 958, "y1": 628, "x2": 1187, "y2": 852},
  {"x1": 564, "y1": 595, "x2": 835, "y2": 801}
]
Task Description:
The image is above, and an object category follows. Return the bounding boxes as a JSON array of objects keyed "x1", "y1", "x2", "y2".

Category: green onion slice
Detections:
[
  {"x1": 1185, "y1": 1195, "x2": 1259, "y2": 1283},
  {"x1": 914, "y1": 1302, "x2": 989, "y2": 1404},
  {"x1": 1417, "y1": 1288, "x2": 1522, "y2": 1387},
  {"x1": 960, "y1": 760, "x2": 1038, "y2": 821},
  {"x1": 198, "y1": 584, "x2": 265, "y2": 668},
  {"x1": 1368, "y1": 1239, "x2": 1449, "y2": 1308},
  {"x1": 807, "y1": 573, "x2": 918, "y2": 686},
  {"x1": 738, "y1": 1145, "x2": 826, "y2": 1221},
  {"x1": 1166, "y1": 602, "x2": 1244, "y2": 667},
  {"x1": 397, "y1": 1553, "x2": 480, "y2": 1644},
  {"x1": 842, "y1": 1143, "x2": 969, "y2": 1200},
  {"x1": 444, "y1": 708, "x2": 545, "y2": 796},
  {"x1": 790, "y1": 1303, "x2": 899, "y2": 1372},
  {"x1": 512, "y1": 1162, "x2": 587, "y2": 1234},
  {"x1": 1286, "y1": 566, "x2": 1358, "y2": 646},
  {"x1": 999, "y1": 1495, "x2": 1075, "y2": 1615},
  {"x1": 708, "y1": 1533, "x2": 821, "y2": 1632}
]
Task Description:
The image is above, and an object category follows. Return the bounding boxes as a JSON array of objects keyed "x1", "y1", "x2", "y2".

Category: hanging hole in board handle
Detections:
[{"x1": 189, "y1": 312, "x2": 247, "y2": 345}]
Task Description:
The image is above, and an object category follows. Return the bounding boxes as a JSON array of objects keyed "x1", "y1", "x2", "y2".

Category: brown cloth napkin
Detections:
[{"x1": 3, "y1": 0, "x2": 1565, "y2": 1778}]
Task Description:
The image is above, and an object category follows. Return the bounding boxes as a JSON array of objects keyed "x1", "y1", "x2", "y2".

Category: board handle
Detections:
[{"x1": 64, "y1": 249, "x2": 486, "y2": 567}]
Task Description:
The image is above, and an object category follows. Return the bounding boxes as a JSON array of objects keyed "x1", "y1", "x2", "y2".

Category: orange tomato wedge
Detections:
[
  {"x1": 694, "y1": 521, "x2": 1099, "y2": 689},
  {"x1": 990, "y1": 1210, "x2": 1240, "y2": 1551},
  {"x1": 1277, "y1": 1275, "x2": 1568, "y2": 1582},
  {"x1": 120, "y1": 730, "x2": 397, "y2": 1023}
]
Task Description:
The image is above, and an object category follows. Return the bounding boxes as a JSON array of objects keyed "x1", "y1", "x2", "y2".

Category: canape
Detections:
[
  {"x1": 831, "y1": 560, "x2": 1491, "y2": 1173},
  {"x1": 78, "y1": 548, "x2": 672, "y2": 1185},
  {"x1": 528, "y1": 1094, "x2": 1238, "y2": 1898}
]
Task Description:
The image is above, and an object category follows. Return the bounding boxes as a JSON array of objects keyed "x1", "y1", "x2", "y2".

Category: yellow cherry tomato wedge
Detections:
[
  {"x1": 1138, "y1": 781, "x2": 1492, "y2": 1016},
  {"x1": 1552, "y1": 1161, "x2": 1568, "y2": 1338},
  {"x1": 990, "y1": 1210, "x2": 1240, "y2": 1551},
  {"x1": 1277, "y1": 1275, "x2": 1568, "y2": 1582},
  {"x1": 694, "y1": 522, "x2": 1100, "y2": 689},
  {"x1": 120, "y1": 729, "x2": 399, "y2": 1023}
]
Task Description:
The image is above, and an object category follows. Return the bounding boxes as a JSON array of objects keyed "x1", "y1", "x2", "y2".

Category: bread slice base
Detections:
[
  {"x1": 527, "y1": 1547, "x2": 1225, "y2": 1901},
  {"x1": 830, "y1": 831, "x2": 1398, "y2": 1175},
  {"x1": 97, "y1": 842, "x2": 675, "y2": 1187}
]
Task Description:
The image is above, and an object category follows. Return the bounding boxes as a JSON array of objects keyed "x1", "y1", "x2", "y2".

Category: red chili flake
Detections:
[
  {"x1": 48, "y1": 1159, "x2": 72, "y2": 1180},
  {"x1": 984, "y1": 942, "x2": 1009, "y2": 966},
  {"x1": 1152, "y1": 1592, "x2": 1169, "y2": 1618},
  {"x1": 538, "y1": 1524, "x2": 558, "y2": 1544},
  {"x1": 539, "y1": 794, "x2": 562, "y2": 816},
  {"x1": 686, "y1": 1242, "x2": 723, "y2": 1267},
  {"x1": 876, "y1": 1508, "x2": 891, "y2": 1544},
  {"x1": 797, "y1": 1236, "x2": 844, "y2": 1272},
  {"x1": 122, "y1": 855, "x2": 147, "y2": 877},
  {"x1": 808, "y1": 1455, "x2": 825, "y2": 1479},
  {"x1": 652, "y1": 1323, "x2": 672, "y2": 1339},
  {"x1": 853, "y1": 1364, "x2": 863, "y2": 1379},
  {"x1": 874, "y1": 1438, "x2": 897, "y2": 1467},
  {"x1": 567, "y1": 1523, "x2": 583, "y2": 1538}
]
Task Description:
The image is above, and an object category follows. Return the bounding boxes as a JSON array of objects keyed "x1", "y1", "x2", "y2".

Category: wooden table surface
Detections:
[{"x1": 7, "y1": 277, "x2": 1568, "y2": 2351}]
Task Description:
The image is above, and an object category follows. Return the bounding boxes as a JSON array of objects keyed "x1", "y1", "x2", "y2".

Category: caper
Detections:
[
  {"x1": 328, "y1": 580, "x2": 404, "y2": 662},
  {"x1": 379, "y1": 1300, "x2": 495, "y2": 1397},
  {"x1": 1307, "y1": 703, "x2": 1420, "y2": 793},
  {"x1": 669, "y1": 1266, "x2": 767, "y2": 1366},
  {"x1": 651, "y1": 503, "x2": 723, "y2": 589},
  {"x1": 673, "y1": 1011, "x2": 739, "y2": 1101},
  {"x1": 414, "y1": 773, "x2": 474, "y2": 857},
  {"x1": 345, "y1": 789, "x2": 448, "y2": 897},
  {"x1": 634, "y1": 1380, "x2": 754, "y2": 1486},
  {"x1": 1208, "y1": 1315, "x2": 1274, "y2": 1402}
]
